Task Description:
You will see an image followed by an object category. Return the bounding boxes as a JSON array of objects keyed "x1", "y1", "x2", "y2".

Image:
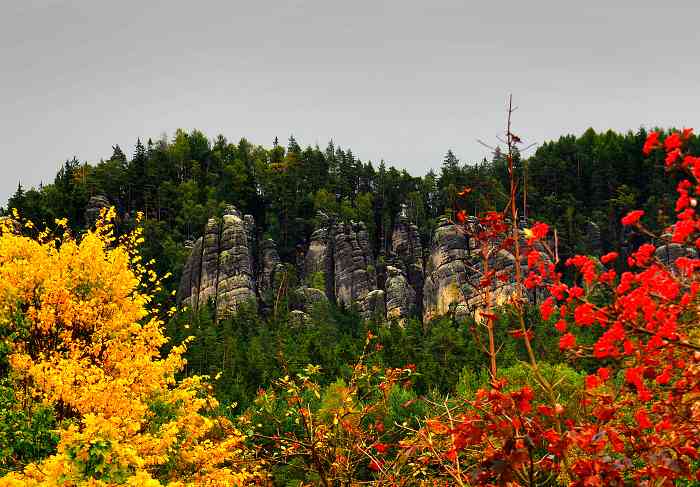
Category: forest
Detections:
[
  {"x1": 1, "y1": 127, "x2": 700, "y2": 486},
  {"x1": 6, "y1": 127, "x2": 697, "y2": 274}
]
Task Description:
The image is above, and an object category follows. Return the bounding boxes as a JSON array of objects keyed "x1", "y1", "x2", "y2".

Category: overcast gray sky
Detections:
[{"x1": 2, "y1": 0, "x2": 699, "y2": 206}]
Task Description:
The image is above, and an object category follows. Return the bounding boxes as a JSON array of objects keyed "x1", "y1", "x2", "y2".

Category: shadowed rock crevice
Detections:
[{"x1": 390, "y1": 212, "x2": 424, "y2": 318}]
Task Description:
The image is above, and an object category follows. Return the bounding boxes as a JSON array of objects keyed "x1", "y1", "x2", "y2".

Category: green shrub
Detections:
[{"x1": 0, "y1": 379, "x2": 59, "y2": 474}]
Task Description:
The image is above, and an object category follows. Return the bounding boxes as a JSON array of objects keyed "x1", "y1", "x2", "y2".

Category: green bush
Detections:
[
  {"x1": 456, "y1": 361, "x2": 585, "y2": 414},
  {"x1": 0, "y1": 379, "x2": 59, "y2": 474}
]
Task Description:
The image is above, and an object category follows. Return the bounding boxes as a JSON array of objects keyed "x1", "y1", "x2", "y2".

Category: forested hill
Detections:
[
  {"x1": 3, "y1": 126, "x2": 698, "y2": 416},
  {"x1": 4, "y1": 127, "x2": 696, "y2": 292}
]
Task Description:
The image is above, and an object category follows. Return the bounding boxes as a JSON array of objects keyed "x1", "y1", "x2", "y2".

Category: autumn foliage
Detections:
[
  {"x1": 1, "y1": 128, "x2": 700, "y2": 486},
  {"x1": 379, "y1": 129, "x2": 700, "y2": 485},
  {"x1": 228, "y1": 128, "x2": 700, "y2": 485},
  {"x1": 0, "y1": 211, "x2": 259, "y2": 486}
]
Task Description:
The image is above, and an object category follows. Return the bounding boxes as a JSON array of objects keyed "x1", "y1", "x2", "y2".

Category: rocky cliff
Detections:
[
  {"x1": 258, "y1": 238, "x2": 286, "y2": 309},
  {"x1": 422, "y1": 217, "x2": 473, "y2": 322},
  {"x1": 178, "y1": 208, "x2": 387, "y2": 321},
  {"x1": 177, "y1": 206, "x2": 542, "y2": 325},
  {"x1": 385, "y1": 265, "x2": 416, "y2": 324},
  {"x1": 302, "y1": 214, "x2": 382, "y2": 319},
  {"x1": 177, "y1": 205, "x2": 257, "y2": 319},
  {"x1": 390, "y1": 214, "x2": 424, "y2": 316},
  {"x1": 421, "y1": 217, "x2": 549, "y2": 323},
  {"x1": 85, "y1": 195, "x2": 111, "y2": 226},
  {"x1": 333, "y1": 221, "x2": 378, "y2": 317},
  {"x1": 303, "y1": 212, "x2": 335, "y2": 301}
]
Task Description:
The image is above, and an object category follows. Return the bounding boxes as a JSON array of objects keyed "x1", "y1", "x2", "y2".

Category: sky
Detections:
[{"x1": 1, "y1": 0, "x2": 699, "y2": 206}]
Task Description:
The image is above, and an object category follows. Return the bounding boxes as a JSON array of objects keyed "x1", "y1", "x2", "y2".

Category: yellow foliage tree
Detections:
[{"x1": 0, "y1": 211, "x2": 260, "y2": 486}]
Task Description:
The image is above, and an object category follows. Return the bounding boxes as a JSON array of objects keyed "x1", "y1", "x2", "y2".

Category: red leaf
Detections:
[{"x1": 621, "y1": 210, "x2": 644, "y2": 226}]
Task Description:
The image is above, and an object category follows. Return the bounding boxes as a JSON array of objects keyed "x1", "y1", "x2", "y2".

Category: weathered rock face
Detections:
[
  {"x1": 391, "y1": 215, "x2": 424, "y2": 314},
  {"x1": 177, "y1": 204, "x2": 549, "y2": 325},
  {"x1": 85, "y1": 195, "x2": 111, "y2": 226},
  {"x1": 364, "y1": 289, "x2": 387, "y2": 321},
  {"x1": 655, "y1": 243, "x2": 698, "y2": 269},
  {"x1": 217, "y1": 209, "x2": 257, "y2": 316},
  {"x1": 421, "y1": 217, "x2": 548, "y2": 323},
  {"x1": 177, "y1": 206, "x2": 257, "y2": 319},
  {"x1": 180, "y1": 208, "x2": 383, "y2": 321},
  {"x1": 198, "y1": 217, "x2": 223, "y2": 305},
  {"x1": 468, "y1": 282, "x2": 527, "y2": 323},
  {"x1": 391, "y1": 216, "x2": 423, "y2": 268},
  {"x1": 334, "y1": 221, "x2": 377, "y2": 316},
  {"x1": 178, "y1": 238, "x2": 204, "y2": 311},
  {"x1": 385, "y1": 266, "x2": 415, "y2": 324},
  {"x1": 456, "y1": 246, "x2": 515, "y2": 319},
  {"x1": 422, "y1": 218, "x2": 473, "y2": 322},
  {"x1": 302, "y1": 214, "x2": 379, "y2": 319},
  {"x1": 303, "y1": 213, "x2": 335, "y2": 301}
]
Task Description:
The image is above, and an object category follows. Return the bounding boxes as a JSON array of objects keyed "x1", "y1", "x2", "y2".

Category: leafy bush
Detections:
[{"x1": 0, "y1": 380, "x2": 58, "y2": 474}]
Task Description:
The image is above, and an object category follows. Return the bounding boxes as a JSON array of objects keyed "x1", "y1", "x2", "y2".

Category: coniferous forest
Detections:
[
  {"x1": 2, "y1": 126, "x2": 700, "y2": 485},
  {"x1": 6, "y1": 128, "x2": 695, "y2": 281}
]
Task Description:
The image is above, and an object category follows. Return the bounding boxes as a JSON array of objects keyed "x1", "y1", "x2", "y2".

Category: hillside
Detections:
[
  {"x1": 3, "y1": 127, "x2": 694, "y2": 406},
  {"x1": 2, "y1": 128, "x2": 700, "y2": 485}
]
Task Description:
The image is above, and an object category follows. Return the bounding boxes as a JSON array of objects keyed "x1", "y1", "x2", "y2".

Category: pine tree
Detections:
[
  {"x1": 443, "y1": 149, "x2": 459, "y2": 172},
  {"x1": 7, "y1": 182, "x2": 25, "y2": 213},
  {"x1": 111, "y1": 145, "x2": 127, "y2": 165},
  {"x1": 127, "y1": 138, "x2": 147, "y2": 211}
]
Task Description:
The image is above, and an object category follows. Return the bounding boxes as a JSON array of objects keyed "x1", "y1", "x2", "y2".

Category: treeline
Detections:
[
  {"x1": 5, "y1": 131, "x2": 454, "y2": 280},
  {"x1": 6, "y1": 127, "x2": 694, "y2": 277}
]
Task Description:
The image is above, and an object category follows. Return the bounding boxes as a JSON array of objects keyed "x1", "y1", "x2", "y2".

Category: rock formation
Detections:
[
  {"x1": 176, "y1": 204, "x2": 547, "y2": 325},
  {"x1": 217, "y1": 209, "x2": 257, "y2": 316},
  {"x1": 655, "y1": 242, "x2": 698, "y2": 269},
  {"x1": 258, "y1": 238, "x2": 285, "y2": 306},
  {"x1": 177, "y1": 206, "x2": 257, "y2": 319},
  {"x1": 333, "y1": 221, "x2": 377, "y2": 317},
  {"x1": 421, "y1": 216, "x2": 547, "y2": 324},
  {"x1": 301, "y1": 214, "x2": 380, "y2": 319},
  {"x1": 85, "y1": 195, "x2": 111, "y2": 226},
  {"x1": 422, "y1": 218, "x2": 473, "y2": 322},
  {"x1": 303, "y1": 213, "x2": 335, "y2": 301},
  {"x1": 458, "y1": 247, "x2": 522, "y2": 321},
  {"x1": 390, "y1": 213, "x2": 424, "y2": 314},
  {"x1": 385, "y1": 266, "x2": 415, "y2": 324},
  {"x1": 178, "y1": 238, "x2": 204, "y2": 310}
]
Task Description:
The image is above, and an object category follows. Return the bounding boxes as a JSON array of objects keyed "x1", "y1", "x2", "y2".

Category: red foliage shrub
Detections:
[{"x1": 391, "y1": 130, "x2": 700, "y2": 486}]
